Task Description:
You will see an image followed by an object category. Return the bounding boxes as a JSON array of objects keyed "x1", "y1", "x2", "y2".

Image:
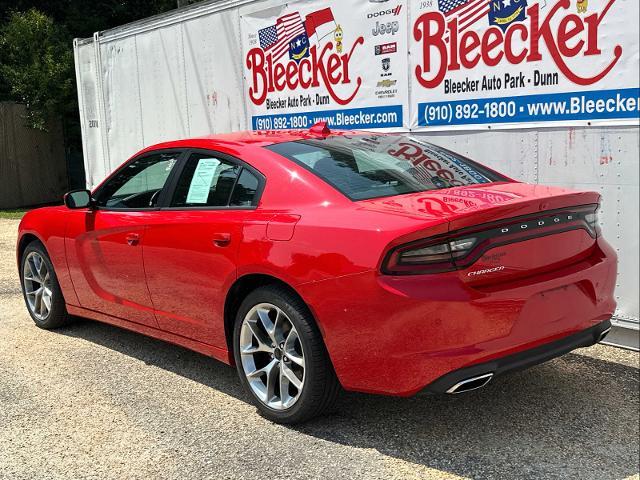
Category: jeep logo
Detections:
[{"x1": 372, "y1": 20, "x2": 400, "y2": 36}]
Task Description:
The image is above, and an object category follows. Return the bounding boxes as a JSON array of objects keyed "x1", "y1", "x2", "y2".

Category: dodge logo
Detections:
[{"x1": 499, "y1": 215, "x2": 574, "y2": 233}]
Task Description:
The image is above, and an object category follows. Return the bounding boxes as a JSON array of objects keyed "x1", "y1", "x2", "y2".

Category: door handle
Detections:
[
  {"x1": 126, "y1": 233, "x2": 140, "y2": 246},
  {"x1": 212, "y1": 233, "x2": 231, "y2": 247}
]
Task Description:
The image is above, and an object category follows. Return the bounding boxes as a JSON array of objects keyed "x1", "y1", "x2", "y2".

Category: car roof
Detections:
[{"x1": 142, "y1": 128, "x2": 363, "y2": 151}]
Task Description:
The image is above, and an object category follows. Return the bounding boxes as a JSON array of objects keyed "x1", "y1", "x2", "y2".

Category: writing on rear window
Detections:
[{"x1": 266, "y1": 135, "x2": 505, "y2": 201}]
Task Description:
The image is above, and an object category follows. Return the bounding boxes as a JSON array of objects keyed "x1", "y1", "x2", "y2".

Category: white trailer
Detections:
[{"x1": 73, "y1": 0, "x2": 639, "y2": 349}]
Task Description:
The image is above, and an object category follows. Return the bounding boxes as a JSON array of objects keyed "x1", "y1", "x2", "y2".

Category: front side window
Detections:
[
  {"x1": 171, "y1": 153, "x2": 261, "y2": 208},
  {"x1": 95, "y1": 152, "x2": 179, "y2": 208},
  {"x1": 266, "y1": 135, "x2": 507, "y2": 201}
]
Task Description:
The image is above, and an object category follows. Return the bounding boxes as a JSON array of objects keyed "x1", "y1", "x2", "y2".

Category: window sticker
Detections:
[{"x1": 186, "y1": 158, "x2": 221, "y2": 204}]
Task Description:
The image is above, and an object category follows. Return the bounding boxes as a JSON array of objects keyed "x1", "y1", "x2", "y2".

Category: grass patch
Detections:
[{"x1": 0, "y1": 209, "x2": 27, "y2": 220}]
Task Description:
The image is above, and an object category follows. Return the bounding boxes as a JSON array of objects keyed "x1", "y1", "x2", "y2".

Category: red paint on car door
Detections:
[
  {"x1": 141, "y1": 210, "x2": 254, "y2": 347},
  {"x1": 65, "y1": 209, "x2": 158, "y2": 327}
]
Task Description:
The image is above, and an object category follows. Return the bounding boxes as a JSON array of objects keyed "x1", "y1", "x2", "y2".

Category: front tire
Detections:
[
  {"x1": 20, "y1": 241, "x2": 70, "y2": 329},
  {"x1": 233, "y1": 285, "x2": 339, "y2": 424}
]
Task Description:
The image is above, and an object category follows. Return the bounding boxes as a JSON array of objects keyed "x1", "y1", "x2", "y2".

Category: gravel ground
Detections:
[{"x1": 0, "y1": 217, "x2": 638, "y2": 480}]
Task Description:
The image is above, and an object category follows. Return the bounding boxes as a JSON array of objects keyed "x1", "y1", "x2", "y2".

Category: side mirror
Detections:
[{"x1": 64, "y1": 190, "x2": 93, "y2": 209}]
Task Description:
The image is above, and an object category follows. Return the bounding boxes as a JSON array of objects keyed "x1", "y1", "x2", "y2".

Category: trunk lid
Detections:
[
  {"x1": 360, "y1": 182, "x2": 600, "y2": 281},
  {"x1": 358, "y1": 182, "x2": 599, "y2": 226}
]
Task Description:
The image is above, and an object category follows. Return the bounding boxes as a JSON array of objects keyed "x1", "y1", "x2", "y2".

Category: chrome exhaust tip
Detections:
[
  {"x1": 446, "y1": 373, "x2": 494, "y2": 394},
  {"x1": 598, "y1": 327, "x2": 612, "y2": 343}
]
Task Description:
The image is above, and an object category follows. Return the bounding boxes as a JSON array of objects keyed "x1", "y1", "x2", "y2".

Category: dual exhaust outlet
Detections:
[
  {"x1": 446, "y1": 372, "x2": 494, "y2": 394},
  {"x1": 597, "y1": 327, "x2": 611, "y2": 343},
  {"x1": 444, "y1": 325, "x2": 611, "y2": 395}
]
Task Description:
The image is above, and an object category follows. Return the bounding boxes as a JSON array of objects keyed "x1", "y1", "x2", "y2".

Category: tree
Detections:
[
  {"x1": 0, "y1": 1, "x2": 182, "y2": 187},
  {"x1": 0, "y1": 1, "x2": 181, "y2": 39},
  {"x1": 0, "y1": 9, "x2": 74, "y2": 130},
  {"x1": 0, "y1": 2, "x2": 185, "y2": 131}
]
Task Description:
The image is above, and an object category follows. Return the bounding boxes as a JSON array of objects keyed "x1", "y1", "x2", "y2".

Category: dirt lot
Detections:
[{"x1": 0, "y1": 217, "x2": 638, "y2": 480}]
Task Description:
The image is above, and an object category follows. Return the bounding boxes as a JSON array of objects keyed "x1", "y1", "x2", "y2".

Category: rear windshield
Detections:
[{"x1": 265, "y1": 135, "x2": 506, "y2": 201}]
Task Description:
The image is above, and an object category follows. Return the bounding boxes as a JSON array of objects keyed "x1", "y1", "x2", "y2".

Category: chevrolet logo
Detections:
[{"x1": 376, "y1": 79, "x2": 397, "y2": 88}]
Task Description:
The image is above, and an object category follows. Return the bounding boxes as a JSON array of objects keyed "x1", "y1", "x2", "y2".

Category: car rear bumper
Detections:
[
  {"x1": 298, "y1": 238, "x2": 618, "y2": 396},
  {"x1": 421, "y1": 319, "x2": 611, "y2": 395}
]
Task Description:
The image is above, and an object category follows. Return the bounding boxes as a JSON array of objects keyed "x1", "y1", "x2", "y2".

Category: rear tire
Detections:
[
  {"x1": 233, "y1": 285, "x2": 340, "y2": 424},
  {"x1": 20, "y1": 241, "x2": 71, "y2": 329}
]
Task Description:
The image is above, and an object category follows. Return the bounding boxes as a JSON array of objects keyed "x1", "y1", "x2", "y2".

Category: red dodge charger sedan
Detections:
[{"x1": 17, "y1": 125, "x2": 616, "y2": 423}]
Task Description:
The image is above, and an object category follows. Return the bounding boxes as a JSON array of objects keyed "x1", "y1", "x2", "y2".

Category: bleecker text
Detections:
[
  {"x1": 414, "y1": 0, "x2": 622, "y2": 89},
  {"x1": 246, "y1": 39, "x2": 364, "y2": 106}
]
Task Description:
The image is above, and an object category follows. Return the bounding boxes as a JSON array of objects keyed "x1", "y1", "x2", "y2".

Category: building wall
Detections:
[{"x1": 0, "y1": 102, "x2": 68, "y2": 209}]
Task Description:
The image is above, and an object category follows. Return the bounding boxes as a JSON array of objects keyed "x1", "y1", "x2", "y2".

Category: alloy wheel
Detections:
[
  {"x1": 239, "y1": 303, "x2": 305, "y2": 410},
  {"x1": 22, "y1": 252, "x2": 53, "y2": 321}
]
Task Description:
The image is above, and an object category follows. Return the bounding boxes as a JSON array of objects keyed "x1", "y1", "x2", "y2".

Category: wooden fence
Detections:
[{"x1": 0, "y1": 102, "x2": 68, "y2": 209}]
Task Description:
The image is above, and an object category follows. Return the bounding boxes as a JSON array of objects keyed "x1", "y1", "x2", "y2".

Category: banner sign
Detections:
[
  {"x1": 240, "y1": 0, "x2": 639, "y2": 132},
  {"x1": 409, "y1": 0, "x2": 640, "y2": 130},
  {"x1": 240, "y1": 0, "x2": 409, "y2": 131}
]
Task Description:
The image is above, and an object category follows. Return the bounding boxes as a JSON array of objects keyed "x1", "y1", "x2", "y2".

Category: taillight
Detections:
[
  {"x1": 398, "y1": 237, "x2": 478, "y2": 264},
  {"x1": 584, "y1": 208, "x2": 600, "y2": 235},
  {"x1": 382, "y1": 204, "x2": 599, "y2": 275},
  {"x1": 383, "y1": 237, "x2": 477, "y2": 274}
]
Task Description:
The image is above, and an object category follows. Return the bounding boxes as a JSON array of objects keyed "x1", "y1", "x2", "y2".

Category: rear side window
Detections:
[
  {"x1": 230, "y1": 169, "x2": 260, "y2": 207},
  {"x1": 266, "y1": 136, "x2": 506, "y2": 201},
  {"x1": 171, "y1": 153, "x2": 260, "y2": 208}
]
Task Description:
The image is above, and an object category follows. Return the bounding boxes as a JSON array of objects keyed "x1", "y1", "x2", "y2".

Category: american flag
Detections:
[
  {"x1": 439, "y1": 0, "x2": 490, "y2": 35},
  {"x1": 258, "y1": 12, "x2": 306, "y2": 61}
]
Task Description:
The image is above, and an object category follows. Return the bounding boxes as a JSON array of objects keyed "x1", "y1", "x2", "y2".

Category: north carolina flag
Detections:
[
  {"x1": 305, "y1": 8, "x2": 336, "y2": 41},
  {"x1": 258, "y1": 12, "x2": 305, "y2": 61}
]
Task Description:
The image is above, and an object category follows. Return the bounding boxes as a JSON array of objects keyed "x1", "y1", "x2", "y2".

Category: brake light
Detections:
[
  {"x1": 382, "y1": 204, "x2": 599, "y2": 275},
  {"x1": 584, "y1": 208, "x2": 599, "y2": 233},
  {"x1": 383, "y1": 237, "x2": 476, "y2": 274},
  {"x1": 398, "y1": 238, "x2": 477, "y2": 264}
]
